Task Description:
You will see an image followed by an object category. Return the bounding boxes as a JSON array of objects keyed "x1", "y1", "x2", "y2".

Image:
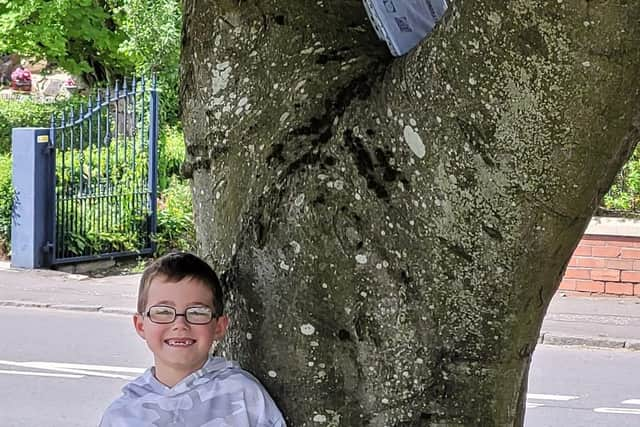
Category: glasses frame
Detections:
[{"x1": 144, "y1": 305, "x2": 218, "y2": 325}]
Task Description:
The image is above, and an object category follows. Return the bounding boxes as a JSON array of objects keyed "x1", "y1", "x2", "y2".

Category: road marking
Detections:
[
  {"x1": 25, "y1": 362, "x2": 145, "y2": 374},
  {"x1": 0, "y1": 369, "x2": 83, "y2": 379},
  {"x1": 526, "y1": 403, "x2": 544, "y2": 409},
  {"x1": 622, "y1": 399, "x2": 640, "y2": 405},
  {"x1": 527, "y1": 393, "x2": 579, "y2": 401},
  {"x1": 18, "y1": 364, "x2": 136, "y2": 380},
  {"x1": 594, "y1": 408, "x2": 640, "y2": 415},
  {"x1": 0, "y1": 359, "x2": 145, "y2": 380}
]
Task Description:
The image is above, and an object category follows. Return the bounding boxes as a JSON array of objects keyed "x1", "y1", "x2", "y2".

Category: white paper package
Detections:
[{"x1": 363, "y1": 0, "x2": 448, "y2": 56}]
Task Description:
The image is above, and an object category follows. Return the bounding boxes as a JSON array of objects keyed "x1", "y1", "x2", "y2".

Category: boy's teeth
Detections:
[{"x1": 166, "y1": 339, "x2": 195, "y2": 346}]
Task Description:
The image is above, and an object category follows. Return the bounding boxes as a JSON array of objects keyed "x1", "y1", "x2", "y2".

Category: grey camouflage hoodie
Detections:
[{"x1": 99, "y1": 356, "x2": 285, "y2": 427}]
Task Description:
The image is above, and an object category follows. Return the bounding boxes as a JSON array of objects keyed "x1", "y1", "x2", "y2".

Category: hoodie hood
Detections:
[{"x1": 121, "y1": 356, "x2": 239, "y2": 399}]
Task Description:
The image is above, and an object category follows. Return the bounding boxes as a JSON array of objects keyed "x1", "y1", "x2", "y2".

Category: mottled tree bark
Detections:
[{"x1": 181, "y1": 0, "x2": 640, "y2": 425}]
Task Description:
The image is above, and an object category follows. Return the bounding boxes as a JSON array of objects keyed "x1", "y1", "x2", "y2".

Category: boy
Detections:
[
  {"x1": 363, "y1": 0, "x2": 448, "y2": 56},
  {"x1": 100, "y1": 252, "x2": 286, "y2": 427}
]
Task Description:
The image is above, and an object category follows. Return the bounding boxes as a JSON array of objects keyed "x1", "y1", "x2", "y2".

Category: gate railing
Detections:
[{"x1": 11, "y1": 76, "x2": 158, "y2": 268}]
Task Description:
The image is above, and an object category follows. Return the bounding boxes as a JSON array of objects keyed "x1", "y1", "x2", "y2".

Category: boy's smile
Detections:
[
  {"x1": 165, "y1": 338, "x2": 195, "y2": 346},
  {"x1": 133, "y1": 275, "x2": 228, "y2": 387}
]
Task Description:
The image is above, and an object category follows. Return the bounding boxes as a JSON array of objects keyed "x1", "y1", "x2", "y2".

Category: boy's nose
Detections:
[{"x1": 171, "y1": 315, "x2": 190, "y2": 329}]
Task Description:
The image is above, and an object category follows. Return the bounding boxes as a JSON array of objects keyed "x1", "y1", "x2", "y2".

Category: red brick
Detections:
[
  {"x1": 591, "y1": 246, "x2": 622, "y2": 258},
  {"x1": 564, "y1": 268, "x2": 591, "y2": 280},
  {"x1": 605, "y1": 282, "x2": 634, "y2": 296},
  {"x1": 632, "y1": 241, "x2": 640, "y2": 248},
  {"x1": 621, "y1": 249, "x2": 640, "y2": 259},
  {"x1": 580, "y1": 237, "x2": 607, "y2": 246},
  {"x1": 604, "y1": 236, "x2": 637, "y2": 246},
  {"x1": 573, "y1": 246, "x2": 593, "y2": 256},
  {"x1": 605, "y1": 259, "x2": 635, "y2": 270},
  {"x1": 575, "y1": 280, "x2": 605, "y2": 293},
  {"x1": 621, "y1": 271, "x2": 640, "y2": 282},
  {"x1": 558, "y1": 279, "x2": 576, "y2": 291},
  {"x1": 574, "y1": 257, "x2": 606, "y2": 268},
  {"x1": 635, "y1": 284, "x2": 640, "y2": 296},
  {"x1": 633, "y1": 260, "x2": 640, "y2": 270},
  {"x1": 591, "y1": 269, "x2": 620, "y2": 282}
]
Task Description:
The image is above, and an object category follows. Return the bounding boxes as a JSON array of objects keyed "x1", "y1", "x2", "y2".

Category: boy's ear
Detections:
[
  {"x1": 133, "y1": 313, "x2": 146, "y2": 339},
  {"x1": 213, "y1": 315, "x2": 229, "y2": 341}
]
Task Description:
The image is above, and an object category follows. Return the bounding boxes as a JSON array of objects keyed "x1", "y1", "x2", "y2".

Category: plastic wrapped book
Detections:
[{"x1": 363, "y1": 0, "x2": 448, "y2": 56}]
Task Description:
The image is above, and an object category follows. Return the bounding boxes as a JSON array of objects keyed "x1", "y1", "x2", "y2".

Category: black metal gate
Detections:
[{"x1": 47, "y1": 77, "x2": 158, "y2": 264}]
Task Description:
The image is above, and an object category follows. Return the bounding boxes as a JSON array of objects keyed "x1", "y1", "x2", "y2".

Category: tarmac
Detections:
[{"x1": 1, "y1": 261, "x2": 640, "y2": 351}]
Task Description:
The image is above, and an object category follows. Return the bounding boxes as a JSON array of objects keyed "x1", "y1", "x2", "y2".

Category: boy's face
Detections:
[{"x1": 133, "y1": 274, "x2": 228, "y2": 385}]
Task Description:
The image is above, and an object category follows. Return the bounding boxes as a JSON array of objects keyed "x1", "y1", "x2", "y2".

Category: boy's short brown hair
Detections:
[{"x1": 137, "y1": 252, "x2": 224, "y2": 316}]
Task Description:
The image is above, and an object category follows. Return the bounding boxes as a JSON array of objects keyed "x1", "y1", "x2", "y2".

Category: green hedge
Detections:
[
  {"x1": 158, "y1": 125, "x2": 186, "y2": 191},
  {"x1": 604, "y1": 145, "x2": 640, "y2": 213},
  {"x1": 154, "y1": 126, "x2": 193, "y2": 254},
  {"x1": 0, "y1": 153, "x2": 12, "y2": 255},
  {"x1": 155, "y1": 176, "x2": 195, "y2": 255},
  {"x1": 0, "y1": 98, "x2": 71, "y2": 154}
]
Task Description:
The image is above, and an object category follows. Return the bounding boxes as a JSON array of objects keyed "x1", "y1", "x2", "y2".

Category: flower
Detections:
[
  {"x1": 11, "y1": 67, "x2": 32, "y2": 82},
  {"x1": 64, "y1": 77, "x2": 77, "y2": 88}
]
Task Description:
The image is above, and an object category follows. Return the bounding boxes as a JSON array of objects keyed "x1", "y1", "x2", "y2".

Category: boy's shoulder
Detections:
[{"x1": 100, "y1": 357, "x2": 285, "y2": 427}]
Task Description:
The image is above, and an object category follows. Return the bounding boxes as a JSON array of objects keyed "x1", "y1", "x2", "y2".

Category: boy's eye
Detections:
[
  {"x1": 148, "y1": 306, "x2": 175, "y2": 321},
  {"x1": 188, "y1": 307, "x2": 211, "y2": 316},
  {"x1": 186, "y1": 307, "x2": 213, "y2": 323}
]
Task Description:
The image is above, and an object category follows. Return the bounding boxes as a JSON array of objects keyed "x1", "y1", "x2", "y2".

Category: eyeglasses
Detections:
[{"x1": 144, "y1": 305, "x2": 216, "y2": 325}]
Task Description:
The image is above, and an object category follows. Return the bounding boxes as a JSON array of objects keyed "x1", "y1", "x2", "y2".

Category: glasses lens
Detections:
[
  {"x1": 148, "y1": 306, "x2": 175, "y2": 323},
  {"x1": 186, "y1": 306, "x2": 213, "y2": 324}
]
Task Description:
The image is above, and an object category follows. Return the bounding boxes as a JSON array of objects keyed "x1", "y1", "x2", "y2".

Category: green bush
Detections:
[
  {"x1": 0, "y1": 98, "x2": 67, "y2": 154},
  {"x1": 604, "y1": 145, "x2": 640, "y2": 213},
  {"x1": 155, "y1": 125, "x2": 192, "y2": 254},
  {"x1": 158, "y1": 125, "x2": 185, "y2": 191},
  {"x1": 0, "y1": 153, "x2": 13, "y2": 256},
  {"x1": 155, "y1": 176, "x2": 195, "y2": 254}
]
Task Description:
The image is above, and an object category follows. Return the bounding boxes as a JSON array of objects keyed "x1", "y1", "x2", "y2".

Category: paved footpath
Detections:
[
  {"x1": 541, "y1": 292, "x2": 640, "y2": 350},
  {"x1": 0, "y1": 261, "x2": 138, "y2": 315},
  {"x1": 1, "y1": 261, "x2": 640, "y2": 350}
]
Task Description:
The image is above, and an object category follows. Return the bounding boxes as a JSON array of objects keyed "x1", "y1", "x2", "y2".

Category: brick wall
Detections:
[{"x1": 560, "y1": 235, "x2": 640, "y2": 296}]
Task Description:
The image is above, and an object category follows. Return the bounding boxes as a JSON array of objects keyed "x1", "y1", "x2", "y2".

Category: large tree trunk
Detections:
[{"x1": 181, "y1": 0, "x2": 640, "y2": 425}]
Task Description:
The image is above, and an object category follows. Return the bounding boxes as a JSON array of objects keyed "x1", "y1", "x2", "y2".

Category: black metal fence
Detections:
[{"x1": 47, "y1": 77, "x2": 158, "y2": 264}]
